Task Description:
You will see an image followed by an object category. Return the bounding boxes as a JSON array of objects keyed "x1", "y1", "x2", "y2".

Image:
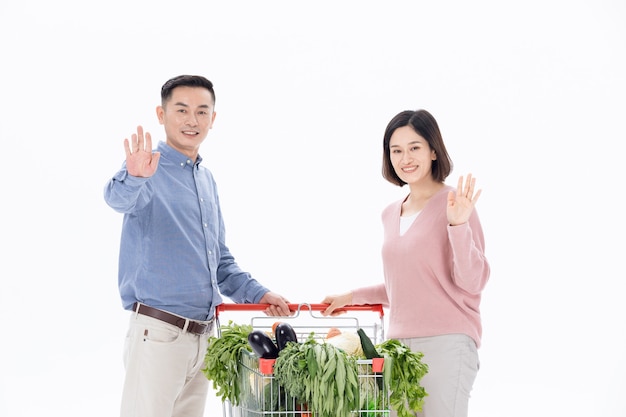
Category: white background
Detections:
[{"x1": 1, "y1": 1, "x2": 625, "y2": 416}]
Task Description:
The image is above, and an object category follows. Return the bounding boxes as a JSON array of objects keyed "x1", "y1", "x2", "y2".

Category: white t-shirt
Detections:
[{"x1": 399, "y1": 211, "x2": 420, "y2": 235}]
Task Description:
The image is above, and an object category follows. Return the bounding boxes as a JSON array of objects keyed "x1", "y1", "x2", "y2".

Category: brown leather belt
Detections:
[{"x1": 133, "y1": 303, "x2": 213, "y2": 335}]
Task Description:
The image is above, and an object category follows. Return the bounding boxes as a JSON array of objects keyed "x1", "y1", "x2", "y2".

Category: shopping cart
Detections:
[{"x1": 215, "y1": 303, "x2": 390, "y2": 417}]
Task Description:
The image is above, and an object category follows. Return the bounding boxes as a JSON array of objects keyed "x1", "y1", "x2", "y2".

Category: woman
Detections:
[{"x1": 322, "y1": 109, "x2": 490, "y2": 417}]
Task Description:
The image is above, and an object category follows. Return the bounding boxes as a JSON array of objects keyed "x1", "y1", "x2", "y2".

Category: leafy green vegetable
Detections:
[
  {"x1": 376, "y1": 339, "x2": 429, "y2": 417},
  {"x1": 263, "y1": 379, "x2": 282, "y2": 412},
  {"x1": 273, "y1": 334, "x2": 360, "y2": 417},
  {"x1": 202, "y1": 320, "x2": 253, "y2": 405}
]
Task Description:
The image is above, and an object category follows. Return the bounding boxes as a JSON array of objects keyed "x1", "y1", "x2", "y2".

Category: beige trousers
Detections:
[{"x1": 120, "y1": 313, "x2": 212, "y2": 417}]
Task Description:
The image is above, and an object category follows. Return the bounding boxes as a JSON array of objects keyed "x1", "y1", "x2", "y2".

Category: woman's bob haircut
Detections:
[{"x1": 382, "y1": 109, "x2": 453, "y2": 186}]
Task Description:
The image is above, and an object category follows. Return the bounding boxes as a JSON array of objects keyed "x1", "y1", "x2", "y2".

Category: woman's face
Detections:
[{"x1": 389, "y1": 125, "x2": 436, "y2": 185}]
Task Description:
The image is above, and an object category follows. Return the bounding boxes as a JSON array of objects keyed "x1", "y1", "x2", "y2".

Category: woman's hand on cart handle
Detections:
[
  {"x1": 320, "y1": 292, "x2": 353, "y2": 316},
  {"x1": 259, "y1": 291, "x2": 292, "y2": 317}
]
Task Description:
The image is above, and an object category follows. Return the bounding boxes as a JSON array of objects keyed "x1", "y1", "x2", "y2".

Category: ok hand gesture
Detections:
[
  {"x1": 124, "y1": 126, "x2": 161, "y2": 178},
  {"x1": 447, "y1": 173, "x2": 482, "y2": 226}
]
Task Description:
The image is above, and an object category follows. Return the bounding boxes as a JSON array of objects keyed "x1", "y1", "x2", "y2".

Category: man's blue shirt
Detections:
[{"x1": 104, "y1": 141, "x2": 268, "y2": 321}]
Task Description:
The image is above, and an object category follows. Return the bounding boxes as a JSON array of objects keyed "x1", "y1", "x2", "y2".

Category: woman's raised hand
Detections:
[{"x1": 447, "y1": 173, "x2": 482, "y2": 226}]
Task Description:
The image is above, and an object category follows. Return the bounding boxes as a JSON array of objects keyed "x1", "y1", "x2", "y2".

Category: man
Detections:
[{"x1": 104, "y1": 75, "x2": 290, "y2": 417}]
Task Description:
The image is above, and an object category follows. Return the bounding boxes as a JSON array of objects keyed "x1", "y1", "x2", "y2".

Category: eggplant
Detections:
[
  {"x1": 248, "y1": 330, "x2": 279, "y2": 359},
  {"x1": 275, "y1": 322, "x2": 298, "y2": 350}
]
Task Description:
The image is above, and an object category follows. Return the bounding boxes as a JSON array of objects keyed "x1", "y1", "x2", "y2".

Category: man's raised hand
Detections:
[{"x1": 124, "y1": 126, "x2": 161, "y2": 178}]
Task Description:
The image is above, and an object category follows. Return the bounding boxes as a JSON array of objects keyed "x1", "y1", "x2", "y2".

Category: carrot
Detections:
[
  {"x1": 326, "y1": 327, "x2": 342, "y2": 339},
  {"x1": 272, "y1": 322, "x2": 282, "y2": 334}
]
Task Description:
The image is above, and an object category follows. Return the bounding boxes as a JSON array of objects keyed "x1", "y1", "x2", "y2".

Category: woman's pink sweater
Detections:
[{"x1": 352, "y1": 186, "x2": 490, "y2": 347}]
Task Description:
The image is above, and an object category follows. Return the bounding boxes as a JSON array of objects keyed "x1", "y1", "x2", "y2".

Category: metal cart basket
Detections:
[{"x1": 215, "y1": 303, "x2": 390, "y2": 417}]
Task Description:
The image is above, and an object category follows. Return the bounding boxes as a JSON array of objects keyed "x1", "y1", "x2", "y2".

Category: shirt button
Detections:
[
  {"x1": 204, "y1": 223, "x2": 208, "y2": 227},
  {"x1": 208, "y1": 250, "x2": 212, "y2": 255}
]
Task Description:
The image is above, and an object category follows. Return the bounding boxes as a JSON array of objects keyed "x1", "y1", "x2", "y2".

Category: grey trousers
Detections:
[{"x1": 393, "y1": 333, "x2": 479, "y2": 417}]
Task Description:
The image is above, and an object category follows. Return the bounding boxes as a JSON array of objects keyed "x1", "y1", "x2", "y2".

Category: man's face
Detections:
[{"x1": 156, "y1": 86, "x2": 216, "y2": 158}]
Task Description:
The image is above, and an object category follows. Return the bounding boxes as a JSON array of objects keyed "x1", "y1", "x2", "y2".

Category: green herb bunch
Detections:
[
  {"x1": 273, "y1": 334, "x2": 360, "y2": 417},
  {"x1": 376, "y1": 339, "x2": 429, "y2": 417},
  {"x1": 202, "y1": 320, "x2": 253, "y2": 405}
]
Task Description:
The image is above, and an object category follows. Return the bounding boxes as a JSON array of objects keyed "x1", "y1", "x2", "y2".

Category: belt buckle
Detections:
[
  {"x1": 191, "y1": 321, "x2": 206, "y2": 335},
  {"x1": 187, "y1": 318, "x2": 213, "y2": 335},
  {"x1": 198, "y1": 318, "x2": 214, "y2": 335}
]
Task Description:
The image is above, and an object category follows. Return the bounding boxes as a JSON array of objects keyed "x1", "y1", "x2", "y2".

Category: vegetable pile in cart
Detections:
[{"x1": 202, "y1": 303, "x2": 428, "y2": 417}]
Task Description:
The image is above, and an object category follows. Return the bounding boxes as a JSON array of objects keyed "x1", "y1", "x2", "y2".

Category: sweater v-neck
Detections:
[{"x1": 395, "y1": 186, "x2": 450, "y2": 235}]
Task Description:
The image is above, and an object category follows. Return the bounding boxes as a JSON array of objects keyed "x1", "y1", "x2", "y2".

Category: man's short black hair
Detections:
[{"x1": 161, "y1": 75, "x2": 215, "y2": 105}]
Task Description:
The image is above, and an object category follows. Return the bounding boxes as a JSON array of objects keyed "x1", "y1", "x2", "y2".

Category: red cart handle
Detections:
[{"x1": 215, "y1": 303, "x2": 384, "y2": 318}]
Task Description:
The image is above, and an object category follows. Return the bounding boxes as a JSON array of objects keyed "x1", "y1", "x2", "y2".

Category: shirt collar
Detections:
[{"x1": 157, "y1": 141, "x2": 203, "y2": 167}]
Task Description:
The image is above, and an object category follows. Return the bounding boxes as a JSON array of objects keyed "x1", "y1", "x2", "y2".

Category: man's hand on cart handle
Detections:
[{"x1": 259, "y1": 291, "x2": 293, "y2": 316}]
